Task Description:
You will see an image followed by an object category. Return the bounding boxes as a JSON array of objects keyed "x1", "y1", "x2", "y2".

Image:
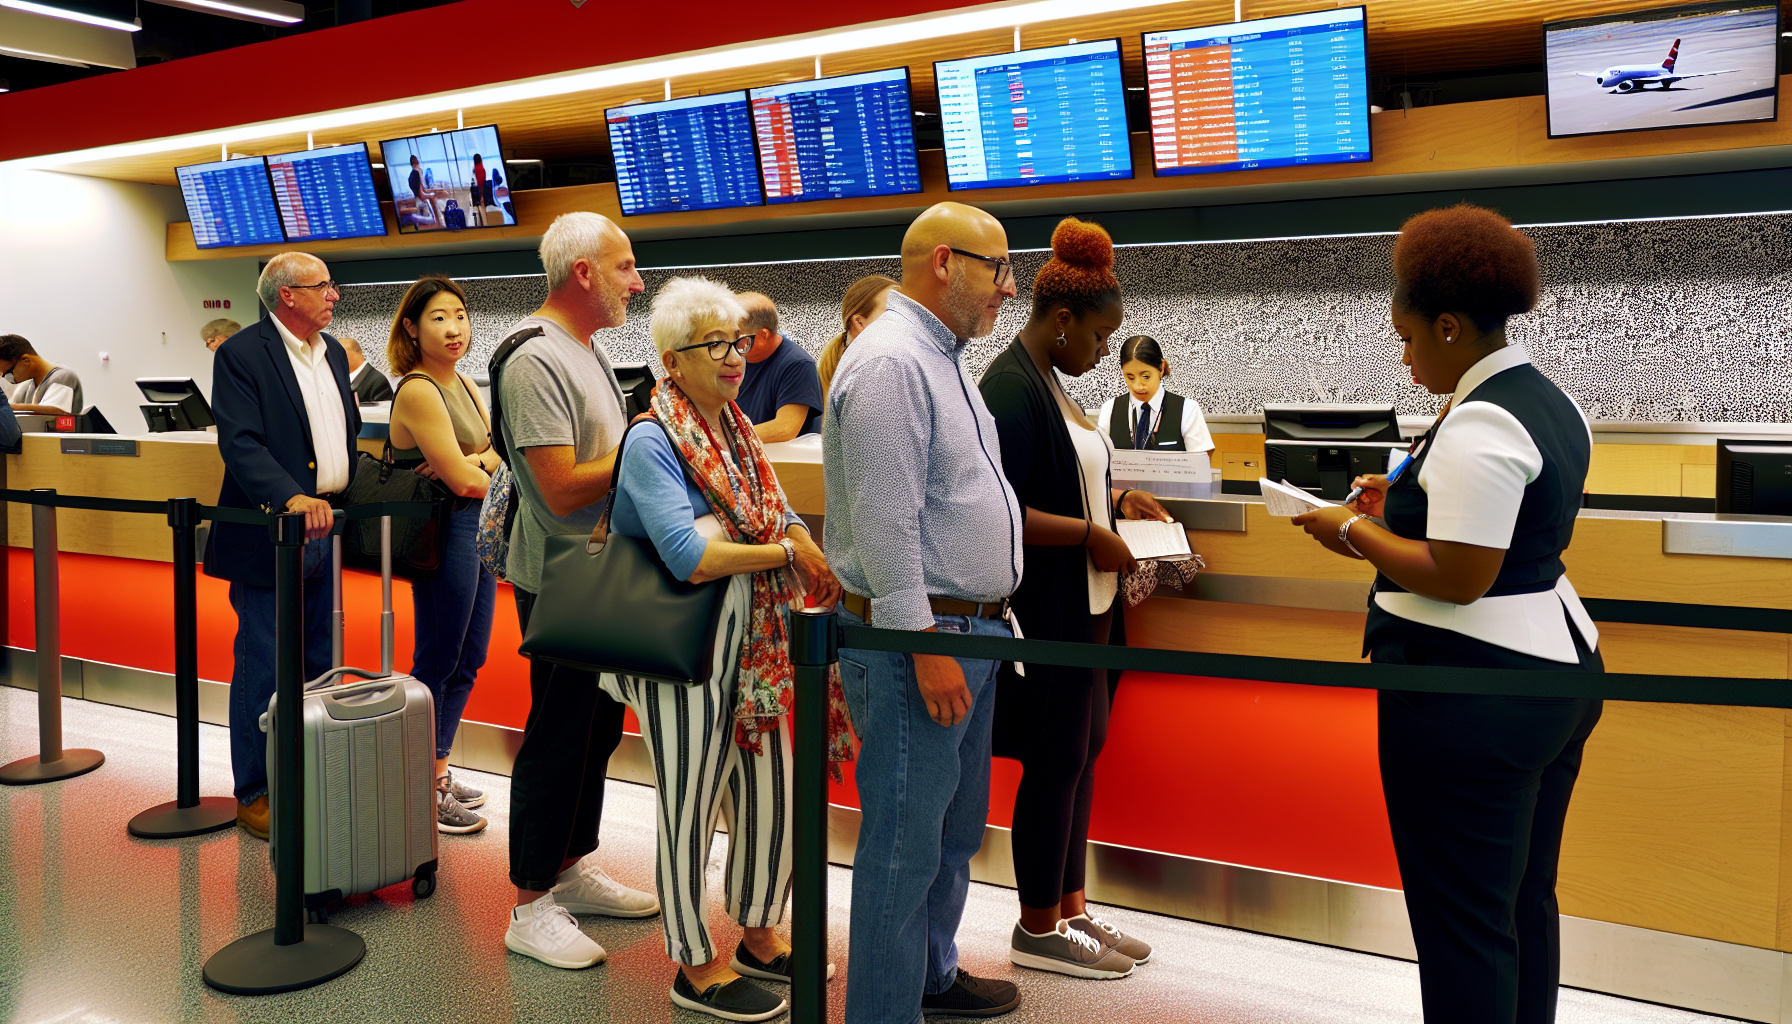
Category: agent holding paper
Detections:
[
  {"x1": 1096, "y1": 335, "x2": 1213, "y2": 454},
  {"x1": 1292, "y1": 204, "x2": 1603, "y2": 1024},
  {"x1": 980, "y1": 217, "x2": 1170, "y2": 980}
]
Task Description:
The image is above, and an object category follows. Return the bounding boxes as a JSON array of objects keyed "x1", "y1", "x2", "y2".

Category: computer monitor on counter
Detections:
[
  {"x1": 1717, "y1": 438, "x2": 1792, "y2": 516},
  {"x1": 1262, "y1": 403, "x2": 1400, "y2": 442},
  {"x1": 138, "y1": 377, "x2": 215, "y2": 432},
  {"x1": 1263, "y1": 403, "x2": 1403, "y2": 500}
]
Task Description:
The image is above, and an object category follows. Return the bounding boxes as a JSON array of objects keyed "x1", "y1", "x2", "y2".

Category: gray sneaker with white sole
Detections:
[
  {"x1": 1066, "y1": 913, "x2": 1152, "y2": 965},
  {"x1": 1009, "y1": 921, "x2": 1134, "y2": 980},
  {"x1": 444, "y1": 770, "x2": 486, "y2": 809}
]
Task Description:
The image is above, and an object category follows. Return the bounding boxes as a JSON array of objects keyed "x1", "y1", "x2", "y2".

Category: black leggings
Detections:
[{"x1": 1008, "y1": 609, "x2": 1113, "y2": 910}]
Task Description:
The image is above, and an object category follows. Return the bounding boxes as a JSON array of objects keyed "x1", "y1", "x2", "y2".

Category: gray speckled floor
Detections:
[{"x1": 0, "y1": 687, "x2": 1730, "y2": 1024}]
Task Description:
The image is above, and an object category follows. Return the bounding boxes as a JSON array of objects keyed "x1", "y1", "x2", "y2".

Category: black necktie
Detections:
[{"x1": 1133, "y1": 405, "x2": 1151, "y2": 450}]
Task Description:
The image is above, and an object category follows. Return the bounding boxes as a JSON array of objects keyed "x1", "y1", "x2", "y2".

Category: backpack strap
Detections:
[{"x1": 486, "y1": 325, "x2": 546, "y2": 465}]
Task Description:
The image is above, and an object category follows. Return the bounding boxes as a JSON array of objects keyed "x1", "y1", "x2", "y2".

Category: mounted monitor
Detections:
[
  {"x1": 606, "y1": 93, "x2": 764, "y2": 215},
  {"x1": 1544, "y1": 0, "x2": 1781, "y2": 139},
  {"x1": 176, "y1": 157, "x2": 285, "y2": 249},
  {"x1": 379, "y1": 125, "x2": 517, "y2": 233},
  {"x1": 1143, "y1": 6, "x2": 1371, "y2": 176},
  {"x1": 265, "y1": 142, "x2": 387, "y2": 243},
  {"x1": 1262, "y1": 403, "x2": 1400, "y2": 442},
  {"x1": 137, "y1": 377, "x2": 215, "y2": 432},
  {"x1": 749, "y1": 68, "x2": 923, "y2": 205},
  {"x1": 1717, "y1": 438, "x2": 1792, "y2": 515},
  {"x1": 935, "y1": 38, "x2": 1133, "y2": 191}
]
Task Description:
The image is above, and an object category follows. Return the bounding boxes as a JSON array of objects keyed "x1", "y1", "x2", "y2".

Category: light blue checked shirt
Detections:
[{"x1": 822, "y1": 290, "x2": 1023, "y2": 633}]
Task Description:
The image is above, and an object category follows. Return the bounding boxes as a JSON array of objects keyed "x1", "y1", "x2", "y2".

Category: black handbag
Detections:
[
  {"x1": 518, "y1": 418, "x2": 730, "y2": 685},
  {"x1": 341, "y1": 443, "x2": 454, "y2": 582}
]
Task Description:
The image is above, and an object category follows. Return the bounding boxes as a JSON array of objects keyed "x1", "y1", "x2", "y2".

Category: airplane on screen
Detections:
[{"x1": 1576, "y1": 38, "x2": 1740, "y2": 92}]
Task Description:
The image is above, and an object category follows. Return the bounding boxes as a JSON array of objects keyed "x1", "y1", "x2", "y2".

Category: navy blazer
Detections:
[{"x1": 204, "y1": 315, "x2": 361, "y2": 588}]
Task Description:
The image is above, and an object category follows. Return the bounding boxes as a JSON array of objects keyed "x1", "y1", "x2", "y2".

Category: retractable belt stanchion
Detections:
[
  {"x1": 129, "y1": 496, "x2": 236, "y2": 837},
  {"x1": 203, "y1": 511, "x2": 365, "y2": 994},
  {"x1": 0, "y1": 487, "x2": 104, "y2": 785},
  {"x1": 787, "y1": 605, "x2": 838, "y2": 1024}
]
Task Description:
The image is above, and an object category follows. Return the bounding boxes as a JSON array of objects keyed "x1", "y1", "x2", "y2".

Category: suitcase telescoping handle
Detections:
[{"x1": 330, "y1": 514, "x2": 397, "y2": 676}]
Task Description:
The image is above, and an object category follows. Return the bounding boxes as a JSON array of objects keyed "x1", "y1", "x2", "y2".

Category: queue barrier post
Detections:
[
  {"x1": 0, "y1": 488, "x2": 105, "y2": 785},
  {"x1": 128, "y1": 496, "x2": 236, "y2": 837},
  {"x1": 203, "y1": 511, "x2": 365, "y2": 994},
  {"x1": 787, "y1": 605, "x2": 838, "y2": 1024}
]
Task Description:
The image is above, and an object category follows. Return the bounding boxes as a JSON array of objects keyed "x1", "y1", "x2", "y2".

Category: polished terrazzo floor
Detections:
[{"x1": 0, "y1": 687, "x2": 1732, "y2": 1024}]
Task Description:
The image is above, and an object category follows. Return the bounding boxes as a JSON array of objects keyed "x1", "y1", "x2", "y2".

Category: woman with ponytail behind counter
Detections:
[
  {"x1": 1096, "y1": 335, "x2": 1214, "y2": 456},
  {"x1": 817, "y1": 274, "x2": 897, "y2": 403}
]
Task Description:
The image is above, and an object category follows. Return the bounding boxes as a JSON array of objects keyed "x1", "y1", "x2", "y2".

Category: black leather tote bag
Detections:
[
  {"x1": 518, "y1": 418, "x2": 729, "y2": 685},
  {"x1": 341, "y1": 445, "x2": 453, "y2": 582}
]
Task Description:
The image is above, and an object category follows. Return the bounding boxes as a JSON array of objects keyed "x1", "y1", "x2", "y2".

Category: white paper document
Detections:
[
  {"x1": 1258, "y1": 478, "x2": 1335, "y2": 518},
  {"x1": 1116, "y1": 519, "x2": 1194, "y2": 562},
  {"x1": 1111, "y1": 450, "x2": 1213, "y2": 500}
]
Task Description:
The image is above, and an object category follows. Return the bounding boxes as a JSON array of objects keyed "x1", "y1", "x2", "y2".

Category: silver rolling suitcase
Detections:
[{"x1": 262, "y1": 517, "x2": 439, "y2": 922}]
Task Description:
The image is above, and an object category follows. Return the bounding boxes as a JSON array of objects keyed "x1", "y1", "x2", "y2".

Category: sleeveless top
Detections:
[
  {"x1": 1106, "y1": 390, "x2": 1186, "y2": 451},
  {"x1": 388, "y1": 372, "x2": 489, "y2": 463}
]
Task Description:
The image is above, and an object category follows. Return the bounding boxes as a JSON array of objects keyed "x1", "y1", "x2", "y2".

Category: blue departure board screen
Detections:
[
  {"x1": 176, "y1": 158, "x2": 285, "y2": 249},
  {"x1": 749, "y1": 68, "x2": 922, "y2": 205},
  {"x1": 1143, "y1": 7, "x2": 1371, "y2": 176},
  {"x1": 265, "y1": 143, "x2": 387, "y2": 243},
  {"x1": 935, "y1": 39, "x2": 1133, "y2": 191},
  {"x1": 606, "y1": 93, "x2": 764, "y2": 215}
]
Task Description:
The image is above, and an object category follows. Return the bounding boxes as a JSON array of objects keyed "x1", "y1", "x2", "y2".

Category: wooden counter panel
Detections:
[
  {"x1": 1596, "y1": 622, "x2": 1791, "y2": 680},
  {"x1": 1565, "y1": 517, "x2": 1792, "y2": 610},
  {"x1": 6, "y1": 436, "x2": 225, "y2": 562},
  {"x1": 1189, "y1": 505, "x2": 1379, "y2": 583},
  {"x1": 1126, "y1": 597, "x2": 1368, "y2": 664},
  {"x1": 1587, "y1": 443, "x2": 1715, "y2": 498},
  {"x1": 776, "y1": 461, "x2": 824, "y2": 518}
]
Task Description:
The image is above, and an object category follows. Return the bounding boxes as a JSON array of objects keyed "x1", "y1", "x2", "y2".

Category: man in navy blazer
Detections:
[{"x1": 206, "y1": 252, "x2": 360, "y2": 839}]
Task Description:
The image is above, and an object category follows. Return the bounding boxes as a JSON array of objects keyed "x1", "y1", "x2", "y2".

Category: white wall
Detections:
[{"x1": 0, "y1": 166, "x2": 260, "y2": 429}]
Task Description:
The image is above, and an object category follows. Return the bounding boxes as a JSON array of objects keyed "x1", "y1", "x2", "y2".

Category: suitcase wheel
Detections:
[
  {"x1": 307, "y1": 906, "x2": 329, "y2": 925},
  {"x1": 412, "y1": 870, "x2": 436, "y2": 899}
]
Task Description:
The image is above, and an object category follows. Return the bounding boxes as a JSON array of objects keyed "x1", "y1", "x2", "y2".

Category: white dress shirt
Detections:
[
  {"x1": 1373, "y1": 344, "x2": 1598, "y2": 663},
  {"x1": 1097, "y1": 388, "x2": 1214, "y2": 452},
  {"x1": 272, "y1": 316, "x2": 351, "y2": 496}
]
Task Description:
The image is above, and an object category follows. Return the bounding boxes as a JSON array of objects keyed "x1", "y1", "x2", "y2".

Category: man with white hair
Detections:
[
  {"x1": 497, "y1": 211, "x2": 660, "y2": 970},
  {"x1": 205, "y1": 251, "x2": 359, "y2": 840}
]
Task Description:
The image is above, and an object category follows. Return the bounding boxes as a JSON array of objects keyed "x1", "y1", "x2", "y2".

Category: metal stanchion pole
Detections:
[
  {"x1": 203, "y1": 511, "x2": 364, "y2": 994},
  {"x1": 0, "y1": 489, "x2": 104, "y2": 785},
  {"x1": 129, "y1": 497, "x2": 235, "y2": 837},
  {"x1": 788, "y1": 605, "x2": 838, "y2": 1024}
]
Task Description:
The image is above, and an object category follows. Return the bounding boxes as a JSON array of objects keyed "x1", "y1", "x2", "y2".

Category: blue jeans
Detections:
[
  {"x1": 228, "y1": 537, "x2": 332, "y2": 806},
  {"x1": 409, "y1": 502, "x2": 497, "y2": 758},
  {"x1": 838, "y1": 608, "x2": 1008, "y2": 1024}
]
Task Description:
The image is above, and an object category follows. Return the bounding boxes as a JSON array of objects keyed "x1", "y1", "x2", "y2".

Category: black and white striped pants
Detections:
[{"x1": 602, "y1": 575, "x2": 793, "y2": 966}]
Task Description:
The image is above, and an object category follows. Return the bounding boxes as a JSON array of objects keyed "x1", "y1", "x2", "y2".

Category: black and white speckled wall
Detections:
[{"x1": 330, "y1": 211, "x2": 1792, "y2": 423}]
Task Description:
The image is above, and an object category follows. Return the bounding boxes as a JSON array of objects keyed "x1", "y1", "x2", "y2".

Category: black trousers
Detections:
[
  {"x1": 1368, "y1": 606, "x2": 1604, "y2": 1024},
  {"x1": 509, "y1": 586, "x2": 628, "y2": 891},
  {"x1": 1007, "y1": 608, "x2": 1113, "y2": 909}
]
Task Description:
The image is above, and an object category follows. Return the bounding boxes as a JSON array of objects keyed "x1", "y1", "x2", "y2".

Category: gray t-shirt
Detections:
[
  {"x1": 499, "y1": 315, "x2": 628, "y2": 594},
  {"x1": 12, "y1": 366, "x2": 83, "y2": 415}
]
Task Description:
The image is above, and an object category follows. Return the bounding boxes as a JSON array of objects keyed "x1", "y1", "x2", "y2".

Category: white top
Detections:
[
  {"x1": 272, "y1": 317, "x2": 351, "y2": 496},
  {"x1": 1053, "y1": 372, "x2": 1117, "y2": 614},
  {"x1": 10, "y1": 374, "x2": 75, "y2": 414},
  {"x1": 1373, "y1": 344, "x2": 1599, "y2": 663},
  {"x1": 1097, "y1": 388, "x2": 1214, "y2": 453}
]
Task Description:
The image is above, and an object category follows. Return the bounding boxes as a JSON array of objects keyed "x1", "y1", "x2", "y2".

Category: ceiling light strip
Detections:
[{"x1": 0, "y1": 0, "x2": 140, "y2": 32}]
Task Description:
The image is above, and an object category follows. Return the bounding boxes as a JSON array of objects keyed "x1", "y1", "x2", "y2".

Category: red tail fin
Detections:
[{"x1": 1662, "y1": 38, "x2": 1680, "y2": 71}]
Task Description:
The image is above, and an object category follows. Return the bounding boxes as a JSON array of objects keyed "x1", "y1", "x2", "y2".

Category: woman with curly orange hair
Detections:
[
  {"x1": 1294, "y1": 204, "x2": 1603, "y2": 1024},
  {"x1": 978, "y1": 217, "x2": 1172, "y2": 982}
]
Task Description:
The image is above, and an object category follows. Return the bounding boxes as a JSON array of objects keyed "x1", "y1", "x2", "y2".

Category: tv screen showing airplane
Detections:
[{"x1": 1544, "y1": 0, "x2": 1780, "y2": 138}]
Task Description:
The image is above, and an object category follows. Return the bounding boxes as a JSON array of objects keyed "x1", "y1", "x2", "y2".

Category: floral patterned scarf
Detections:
[{"x1": 649, "y1": 379, "x2": 854, "y2": 773}]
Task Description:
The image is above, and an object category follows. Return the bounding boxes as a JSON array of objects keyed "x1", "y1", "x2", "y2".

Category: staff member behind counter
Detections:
[
  {"x1": 1095, "y1": 335, "x2": 1212, "y2": 454},
  {"x1": 1294, "y1": 204, "x2": 1603, "y2": 1024},
  {"x1": 0, "y1": 334, "x2": 83, "y2": 415}
]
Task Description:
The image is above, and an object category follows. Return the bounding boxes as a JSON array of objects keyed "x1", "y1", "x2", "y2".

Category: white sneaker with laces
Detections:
[
  {"x1": 552, "y1": 857, "x2": 661, "y2": 918},
  {"x1": 504, "y1": 893, "x2": 606, "y2": 969}
]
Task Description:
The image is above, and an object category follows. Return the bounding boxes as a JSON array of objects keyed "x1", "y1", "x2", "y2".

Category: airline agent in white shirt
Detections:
[
  {"x1": 1293, "y1": 205, "x2": 1602, "y2": 1024},
  {"x1": 1097, "y1": 335, "x2": 1212, "y2": 455}
]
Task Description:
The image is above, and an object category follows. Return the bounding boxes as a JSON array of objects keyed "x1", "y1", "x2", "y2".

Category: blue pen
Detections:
[{"x1": 1343, "y1": 450, "x2": 1413, "y2": 507}]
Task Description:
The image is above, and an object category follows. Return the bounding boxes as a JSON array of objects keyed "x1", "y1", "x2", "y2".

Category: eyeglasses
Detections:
[
  {"x1": 287, "y1": 280, "x2": 340, "y2": 296},
  {"x1": 948, "y1": 248, "x2": 1014, "y2": 289},
  {"x1": 674, "y1": 336, "x2": 754, "y2": 361}
]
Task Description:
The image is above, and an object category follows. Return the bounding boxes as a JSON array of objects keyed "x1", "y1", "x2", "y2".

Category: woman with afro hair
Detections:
[
  {"x1": 1295, "y1": 203, "x2": 1604, "y2": 1024},
  {"x1": 978, "y1": 217, "x2": 1173, "y2": 982}
]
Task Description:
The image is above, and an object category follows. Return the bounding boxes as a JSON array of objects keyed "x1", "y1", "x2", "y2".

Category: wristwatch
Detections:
[
  {"x1": 779, "y1": 537, "x2": 796, "y2": 567},
  {"x1": 1339, "y1": 514, "x2": 1371, "y2": 558}
]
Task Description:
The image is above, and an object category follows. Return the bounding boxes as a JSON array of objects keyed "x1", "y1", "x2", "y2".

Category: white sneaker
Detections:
[
  {"x1": 552, "y1": 857, "x2": 661, "y2": 918},
  {"x1": 504, "y1": 893, "x2": 606, "y2": 969}
]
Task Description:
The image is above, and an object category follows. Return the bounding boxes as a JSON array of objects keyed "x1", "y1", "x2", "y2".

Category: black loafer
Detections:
[
  {"x1": 729, "y1": 941, "x2": 837, "y2": 983},
  {"x1": 670, "y1": 969, "x2": 788, "y2": 1022},
  {"x1": 921, "y1": 968, "x2": 1021, "y2": 1018}
]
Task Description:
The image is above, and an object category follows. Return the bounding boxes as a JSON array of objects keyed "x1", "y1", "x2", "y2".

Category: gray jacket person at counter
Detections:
[
  {"x1": 824, "y1": 202, "x2": 1026, "y2": 1024},
  {"x1": 0, "y1": 334, "x2": 83, "y2": 415}
]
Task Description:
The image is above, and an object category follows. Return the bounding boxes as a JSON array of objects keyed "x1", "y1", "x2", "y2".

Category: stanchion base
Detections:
[
  {"x1": 129, "y1": 797, "x2": 238, "y2": 839},
  {"x1": 202, "y1": 925, "x2": 365, "y2": 995},
  {"x1": 0, "y1": 748, "x2": 104, "y2": 786}
]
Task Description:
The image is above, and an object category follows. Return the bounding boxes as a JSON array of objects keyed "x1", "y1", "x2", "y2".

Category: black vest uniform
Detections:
[
  {"x1": 1106, "y1": 391, "x2": 1186, "y2": 451},
  {"x1": 1367, "y1": 359, "x2": 1605, "y2": 1024}
]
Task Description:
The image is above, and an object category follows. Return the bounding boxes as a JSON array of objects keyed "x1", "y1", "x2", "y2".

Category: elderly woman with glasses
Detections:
[{"x1": 602, "y1": 276, "x2": 847, "y2": 1023}]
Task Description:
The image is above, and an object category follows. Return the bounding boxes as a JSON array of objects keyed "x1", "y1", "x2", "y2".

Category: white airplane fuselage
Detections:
[{"x1": 1593, "y1": 65, "x2": 1680, "y2": 91}]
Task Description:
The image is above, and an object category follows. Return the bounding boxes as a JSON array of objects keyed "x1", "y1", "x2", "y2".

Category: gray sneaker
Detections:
[
  {"x1": 1009, "y1": 921, "x2": 1134, "y2": 980},
  {"x1": 445, "y1": 770, "x2": 486, "y2": 809},
  {"x1": 1067, "y1": 913, "x2": 1152, "y2": 965},
  {"x1": 436, "y1": 779, "x2": 488, "y2": 834}
]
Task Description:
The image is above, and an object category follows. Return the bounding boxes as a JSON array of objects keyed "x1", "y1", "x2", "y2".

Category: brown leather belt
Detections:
[{"x1": 841, "y1": 592, "x2": 1006, "y2": 625}]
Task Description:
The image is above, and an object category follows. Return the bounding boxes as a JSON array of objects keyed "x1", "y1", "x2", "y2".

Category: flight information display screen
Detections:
[
  {"x1": 176, "y1": 158, "x2": 285, "y2": 249},
  {"x1": 606, "y1": 93, "x2": 764, "y2": 215},
  {"x1": 749, "y1": 68, "x2": 922, "y2": 205},
  {"x1": 1144, "y1": 7, "x2": 1371, "y2": 176},
  {"x1": 265, "y1": 142, "x2": 388, "y2": 242},
  {"x1": 936, "y1": 39, "x2": 1133, "y2": 191}
]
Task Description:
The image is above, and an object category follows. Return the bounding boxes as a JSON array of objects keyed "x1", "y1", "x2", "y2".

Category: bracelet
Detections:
[
  {"x1": 1338, "y1": 514, "x2": 1370, "y2": 558},
  {"x1": 1114, "y1": 489, "x2": 1135, "y2": 516},
  {"x1": 779, "y1": 537, "x2": 796, "y2": 567}
]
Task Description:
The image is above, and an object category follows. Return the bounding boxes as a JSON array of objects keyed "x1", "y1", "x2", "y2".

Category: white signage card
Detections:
[{"x1": 1111, "y1": 450, "x2": 1212, "y2": 500}]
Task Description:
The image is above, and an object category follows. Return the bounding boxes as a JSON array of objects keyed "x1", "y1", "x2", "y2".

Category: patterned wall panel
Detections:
[{"x1": 330, "y1": 212, "x2": 1792, "y2": 423}]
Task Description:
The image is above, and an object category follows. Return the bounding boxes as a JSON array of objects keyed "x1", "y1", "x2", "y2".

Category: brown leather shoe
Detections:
[{"x1": 237, "y1": 795, "x2": 269, "y2": 840}]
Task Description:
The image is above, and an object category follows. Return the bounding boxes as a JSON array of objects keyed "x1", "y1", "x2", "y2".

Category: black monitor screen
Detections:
[
  {"x1": 379, "y1": 125, "x2": 517, "y2": 233},
  {"x1": 606, "y1": 93, "x2": 764, "y2": 215},
  {"x1": 749, "y1": 68, "x2": 923, "y2": 204},
  {"x1": 1717, "y1": 438, "x2": 1792, "y2": 515},
  {"x1": 265, "y1": 142, "x2": 387, "y2": 243},
  {"x1": 176, "y1": 158, "x2": 285, "y2": 249}
]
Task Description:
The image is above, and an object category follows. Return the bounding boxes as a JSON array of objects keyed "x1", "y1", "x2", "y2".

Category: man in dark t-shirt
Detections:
[{"x1": 735, "y1": 292, "x2": 822, "y2": 441}]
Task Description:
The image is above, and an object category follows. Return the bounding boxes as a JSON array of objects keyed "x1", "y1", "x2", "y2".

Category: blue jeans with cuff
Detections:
[
  {"x1": 838, "y1": 607, "x2": 1009, "y2": 1024},
  {"x1": 409, "y1": 502, "x2": 497, "y2": 759},
  {"x1": 227, "y1": 537, "x2": 332, "y2": 806}
]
